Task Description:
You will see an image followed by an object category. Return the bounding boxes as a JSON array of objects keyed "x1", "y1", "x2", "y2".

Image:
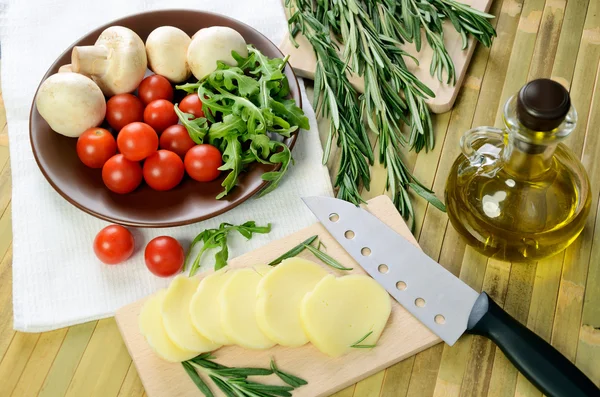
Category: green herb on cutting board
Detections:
[
  {"x1": 350, "y1": 331, "x2": 377, "y2": 349},
  {"x1": 183, "y1": 353, "x2": 308, "y2": 397},
  {"x1": 267, "y1": 234, "x2": 352, "y2": 271},
  {"x1": 176, "y1": 45, "x2": 308, "y2": 200},
  {"x1": 285, "y1": 0, "x2": 496, "y2": 231},
  {"x1": 185, "y1": 221, "x2": 271, "y2": 276}
]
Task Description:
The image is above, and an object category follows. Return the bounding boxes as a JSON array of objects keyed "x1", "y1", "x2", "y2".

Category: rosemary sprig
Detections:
[
  {"x1": 268, "y1": 235, "x2": 318, "y2": 266},
  {"x1": 350, "y1": 331, "x2": 377, "y2": 348},
  {"x1": 303, "y1": 244, "x2": 353, "y2": 271},
  {"x1": 184, "y1": 354, "x2": 307, "y2": 397}
]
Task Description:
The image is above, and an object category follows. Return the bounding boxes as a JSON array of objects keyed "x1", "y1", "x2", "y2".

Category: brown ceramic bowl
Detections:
[{"x1": 30, "y1": 10, "x2": 301, "y2": 228}]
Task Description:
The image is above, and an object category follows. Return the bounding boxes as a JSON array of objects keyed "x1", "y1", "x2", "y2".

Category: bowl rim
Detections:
[{"x1": 29, "y1": 8, "x2": 302, "y2": 228}]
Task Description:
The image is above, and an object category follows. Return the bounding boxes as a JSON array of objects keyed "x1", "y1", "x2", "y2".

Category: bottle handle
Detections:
[{"x1": 460, "y1": 126, "x2": 505, "y2": 166}]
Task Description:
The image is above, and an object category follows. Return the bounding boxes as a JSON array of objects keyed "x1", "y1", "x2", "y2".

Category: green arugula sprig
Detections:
[
  {"x1": 175, "y1": 46, "x2": 309, "y2": 199},
  {"x1": 183, "y1": 354, "x2": 308, "y2": 397},
  {"x1": 185, "y1": 221, "x2": 271, "y2": 276}
]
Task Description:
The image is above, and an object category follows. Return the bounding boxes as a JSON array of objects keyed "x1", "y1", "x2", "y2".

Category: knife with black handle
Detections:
[{"x1": 303, "y1": 196, "x2": 600, "y2": 397}]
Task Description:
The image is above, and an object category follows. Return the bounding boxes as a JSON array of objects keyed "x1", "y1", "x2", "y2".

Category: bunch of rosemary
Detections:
[{"x1": 286, "y1": 0, "x2": 496, "y2": 230}]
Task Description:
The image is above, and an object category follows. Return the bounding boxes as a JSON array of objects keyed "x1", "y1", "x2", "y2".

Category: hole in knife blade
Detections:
[
  {"x1": 396, "y1": 281, "x2": 407, "y2": 291},
  {"x1": 344, "y1": 230, "x2": 355, "y2": 239},
  {"x1": 378, "y1": 264, "x2": 389, "y2": 274},
  {"x1": 361, "y1": 247, "x2": 371, "y2": 256},
  {"x1": 329, "y1": 213, "x2": 340, "y2": 222},
  {"x1": 415, "y1": 298, "x2": 426, "y2": 307},
  {"x1": 435, "y1": 314, "x2": 446, "y2": 325}
]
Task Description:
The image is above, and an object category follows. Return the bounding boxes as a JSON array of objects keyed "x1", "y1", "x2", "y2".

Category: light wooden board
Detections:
[
  {"x1": 279, "y1": 0, "x2": 493, "y2": 114},
  {"x1": 115, "y1": 195, "x2": 441, "y2": 397}
]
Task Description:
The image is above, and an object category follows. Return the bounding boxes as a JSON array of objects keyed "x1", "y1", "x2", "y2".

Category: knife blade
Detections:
[{"x1": 302, "y1": 196, "x2": 599, "y2": 397}]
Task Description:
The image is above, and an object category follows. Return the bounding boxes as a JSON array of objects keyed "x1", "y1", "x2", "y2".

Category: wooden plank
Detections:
[
  {"x1": 0, "y1": 160, "x2": 11, "y2": 214},
  {"x1": 459, "y1": 259, "x2": 512, "y2": 397},
  {"x1": 404, "y1": 345, "x2": 444, "y2": 397},
  {"x1": 11, "y1": 328, "x2": 69, "y2": 396},
  {"x1": 118, "y1": 362, "x2": 146, "y2": 397},
  {"x1": 550, "y1": 0, "x2": 590, "y2": 87},
  {"x1": 39, "y1": 321, "x2": 97, "y2": 397},
  {"x1": 0, "y1": 331, "x2": 41, "y2": 396},
  {"x1": 576, "y1": 196, "x2": 600, "y2": 385},
  {"x1": 486, "y1": 261, "x2": 536, "y2": 397},
  {"x1": 528, "y1": 0, "x2": 567, "y2": 79},
  {"x1": 65, "y1": 319, "x2": 131, "y2": 397},
  {"x1": 0, "y1": 246, "x2": 14, "y2": 360},
  {"x1": 0, "y1": 202, "x2": 12, "y2": 262},
  {"x1": 352, "y1": 370, "x2": 385, "y2": 397},
  {"x1": 553, "y1": 55, "x2": 600, "y2": 363},
  {"x1": 331, "y1": 385, "x2": 356, "y2": 397},
  {"x1": 493, "y1": 0, "x2": 547, "y2": 127},
  {"x1": 379, "y1": 357, "x2": 414, "y2": 397}
]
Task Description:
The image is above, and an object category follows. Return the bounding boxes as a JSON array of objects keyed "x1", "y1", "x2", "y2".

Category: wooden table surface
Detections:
[{"x1": 1, "y1": 0, "x2": 599, "y2": 395}]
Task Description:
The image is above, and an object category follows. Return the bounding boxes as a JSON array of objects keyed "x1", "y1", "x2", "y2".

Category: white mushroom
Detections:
[
  {"x1": 146, "y1": 26, "x2": 191, "y2": 83},
  {"x1": 71, "y1": 26, "x2": 147, "y2": 96},
  {"x1": 36, "y1": 72, "x2": 106, "y2": 138},
  {"x1": 187, "y1": 26, "x2": 248, "y2": 80}
]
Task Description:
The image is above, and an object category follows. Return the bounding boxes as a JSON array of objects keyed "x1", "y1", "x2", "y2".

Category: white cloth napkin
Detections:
[{"x1": 0, "y1": 0, "x2": 333, "y2": 332}]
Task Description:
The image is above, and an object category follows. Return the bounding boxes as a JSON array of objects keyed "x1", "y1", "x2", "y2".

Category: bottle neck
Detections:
[{"x1": 502, "y1": 132, "x2": 556, "y2": 178}]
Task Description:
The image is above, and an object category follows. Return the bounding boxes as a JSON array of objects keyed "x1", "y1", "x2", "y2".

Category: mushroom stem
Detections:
[
  {"x1": 58, "y1": 64, "x2": 73, "y2": 73},
  {"x1": 72, "y1": 46, "x2": 110, "y2": 76}
]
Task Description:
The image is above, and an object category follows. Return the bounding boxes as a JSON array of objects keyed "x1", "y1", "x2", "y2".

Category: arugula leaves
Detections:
[
  {"x1": 175, "y1": 45, "x2": 309, "y2": 199},
  {"x1": 185, "y1": 221, "x2": 272, "y2": 276}
]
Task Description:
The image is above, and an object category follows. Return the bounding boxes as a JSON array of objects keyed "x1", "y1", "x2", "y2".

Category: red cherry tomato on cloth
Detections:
[
  {"x1": 144, "y1": 236, "x2": 184, "y2": 277},
  {"x1": 102, "y1": 154, "x2": 143, "y2": 194},
  {"x1": 179, "y1": 94, "x2": 205, "y2": 119},
  {"x1": 143, "y1": 99, "x2": 179, "y2": 134},
  {"x1": 138, "y1": 75, "x2": 174, "y2": 105},
  {"x1": 159, "y1": 125, "x2": 196, "y2": 158},
  {"x1": 184, "y1": 144, "x2": 223, "y2": 182},
  {"x1": 143, "y1": 150, "x2": 185, "y2": 191},
  {"x1": 105, "y1": 94, "x2": 144, "y2": 131},
  {"x1": 76, "y1": 127, "x2": 117, "y2": 168},
  {"x1": 117, "y1": 122, "x2": 159, "y2": 161},
  {"x1": 93, "y1": 225, "x2": 135, "y2": 265}
]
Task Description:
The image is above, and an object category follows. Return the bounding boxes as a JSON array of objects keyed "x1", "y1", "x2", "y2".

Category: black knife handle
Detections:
[{"x1": 468, "y1": 293, "x2": 599, "y2": 397}]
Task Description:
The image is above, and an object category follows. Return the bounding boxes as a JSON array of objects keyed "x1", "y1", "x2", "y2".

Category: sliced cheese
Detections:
[
  {"x1": 220, "y1": 265, "x2": 276, "y2": 349},
  {"x1": 301, "y1": 274, "x2": 391, "y2": 357},
  {"x1": 162, "y1": 275, "x2": 221, "y2": 352},
  {"x1": 139, "y1": 290, "x2": 197, "y2": 362},
  {"x1": 190, "y1": 269, "x2": 233, "y2": 345},
  {"x1": 256, "y1": 258, "x2": 328, "y2": 347}
]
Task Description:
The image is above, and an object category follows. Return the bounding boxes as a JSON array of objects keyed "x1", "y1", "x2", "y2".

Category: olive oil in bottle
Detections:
[{"x1": 445, "y1": 79, "x2": 591, "y2": 261}]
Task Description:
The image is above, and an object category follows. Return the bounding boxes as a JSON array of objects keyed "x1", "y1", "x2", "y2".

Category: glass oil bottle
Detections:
[{"x1": 445, "y1": 79, "x2": 591, "y2": 262}]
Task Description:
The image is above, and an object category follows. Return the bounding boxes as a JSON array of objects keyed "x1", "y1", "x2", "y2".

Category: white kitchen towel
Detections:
[{"x1": 0, "y1": 0, "x2": 333, "y2": 332}]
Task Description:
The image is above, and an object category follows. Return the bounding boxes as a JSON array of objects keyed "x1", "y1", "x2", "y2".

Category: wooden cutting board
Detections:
[
  {"x1": 278, "y1": 0, "x2": 493, "y2": 113},
  {"x1": 115, "y1": 195, "x2": 441, "y2": 397}
]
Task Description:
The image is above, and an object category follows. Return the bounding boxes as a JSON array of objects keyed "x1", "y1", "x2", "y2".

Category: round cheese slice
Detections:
[
  {"x1": 256, "y1": 258, "x2": 328, "y2": 347},
  {"x1": 162, "y1": 275, "x2": 221, "y2": 352},
  {"x1": 139, "y1": 289, "x2": 198, "y2": 362},
  {"x1": 301, "y1": 274, "x2": 392, "y2": 357},
  {"x1": 190, "y1": 269, "x2": 234, "y2": 345},
  {"x1": 220, "y1": 265, "x2": 276, "y2": 349}
]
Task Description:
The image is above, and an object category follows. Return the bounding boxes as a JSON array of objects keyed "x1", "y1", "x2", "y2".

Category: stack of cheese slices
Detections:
[{"x1": 139, "y1": 257, "x2": 392, "y2": 361}]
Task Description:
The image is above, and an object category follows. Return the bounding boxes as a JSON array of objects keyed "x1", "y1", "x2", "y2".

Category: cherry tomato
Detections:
[
  {"x1": 143, "y1": 99, "x2": 179, "y2": 134},
  {"x1": 178, "y1": 94, "x2": 205, "y2": 119},
  {"x1": 138, "y1": 75, "x2": 174, "y2": 105},
  {"x1": 117, "y1": 122, "x2": 158, "y2": 161},
  {"x1": 184, "y1": 144, "x2": 223, "y2": 182},
  {"x1": 76, "y1": 128, "x2": 117, "y2": 168},
  {"x1": 102, "y1": 154, "x2": 143, "y2": 194},
  {"x1": 105, "y1": 94, "x2": 144, "y2": 131},
  {"x1": 93, "y1": 225, "x2": 135, "y2": 265},
  {"x1": 143, "y1": 150, "x2": 185, "y2": 191},
  {"x1": 159, "y1": 125, "x2": 196, "y2": 157},
  {"x1": 144, "y1": 236, "x2": 184, "y2": 277}
]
